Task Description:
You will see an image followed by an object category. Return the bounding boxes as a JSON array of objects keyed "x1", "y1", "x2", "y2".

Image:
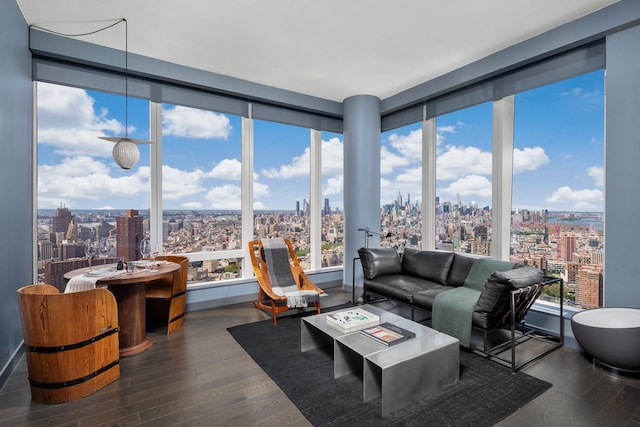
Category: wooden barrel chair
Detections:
[
  {"x1": 16, "y1": 284, "x2": 120, "y2": 404},
  {"x1": 145, "y1": 255, "x2": 189, "y2": 334}
]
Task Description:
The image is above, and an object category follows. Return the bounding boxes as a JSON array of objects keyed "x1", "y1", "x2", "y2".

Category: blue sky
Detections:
[{"x1": 37, "y1": 69, "x2": 604, "y2": 213}]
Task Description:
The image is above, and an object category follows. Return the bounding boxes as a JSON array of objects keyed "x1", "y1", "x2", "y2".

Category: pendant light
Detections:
[{"x1": 98, "y1": 18, "x2": 151, "y2": 169}]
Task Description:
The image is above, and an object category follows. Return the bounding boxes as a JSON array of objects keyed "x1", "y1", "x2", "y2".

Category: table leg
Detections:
[{"x1": 108, "y1": 282, "x2": 153, "y2": 357}]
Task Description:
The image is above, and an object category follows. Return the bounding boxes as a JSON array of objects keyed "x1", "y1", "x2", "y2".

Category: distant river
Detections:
[{"x1": 545, "y1": 216, "x2": 603, "y2": 231}]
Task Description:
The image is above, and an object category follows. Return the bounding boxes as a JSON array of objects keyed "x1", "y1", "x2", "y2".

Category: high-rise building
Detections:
[
  {"x1": 44, "y1": 257, "x2": 118, "y2": 292},
  {"x1": 52, "y1": 204, "x2": 73, "y2": 233},
  {"x1": 116, "y1": 209, "x2": 144, "y2": 262},
  {"x1": 576, "y1": 265, "x2": 603, "y2": 309},
  {"x1": 324, "y1": 198, "x2": 330, "y2": 215},
  {"x1": 61, "y1": 242, "x2": 85, "y2": 260},
  {"x1": 38, "y1": 240, "x2": 53, "y2": 260},
  {"x1": 45, "y1": 258, "x2": 88, "y2": 292},
  {"x1": 559, "y1": 233, "x2": 576, "y2": 261}
]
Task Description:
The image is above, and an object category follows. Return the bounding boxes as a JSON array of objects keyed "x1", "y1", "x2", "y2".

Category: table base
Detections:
[{"x1": 119, "y1": 337, "x2": 153, "y2": 358}]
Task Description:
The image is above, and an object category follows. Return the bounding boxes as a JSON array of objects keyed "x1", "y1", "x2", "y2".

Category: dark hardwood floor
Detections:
[{"x1": 1, "y1": 287, "x2": 639, "y2": 426}]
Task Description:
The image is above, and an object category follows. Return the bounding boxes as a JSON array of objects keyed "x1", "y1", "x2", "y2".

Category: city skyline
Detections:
[{"x1": 37, "y1": 70, "x2": 603, "y2": 213}]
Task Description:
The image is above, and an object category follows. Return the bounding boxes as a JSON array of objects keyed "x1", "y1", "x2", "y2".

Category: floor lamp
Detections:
[{"x1": 352, "y1": 227, "x2": 392, "y2": 304}]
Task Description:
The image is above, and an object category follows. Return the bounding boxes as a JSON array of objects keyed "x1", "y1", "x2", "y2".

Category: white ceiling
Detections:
[{"x1": 17, "y1": 0, "x2": 618, "y2": 102}]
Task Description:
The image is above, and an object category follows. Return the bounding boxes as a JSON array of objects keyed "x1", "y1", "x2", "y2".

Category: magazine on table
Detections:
[
  {"x1": 360, "y1": 322, "x2": 416, "y2": 346},
  {"x1": 326, "y1": 308, "x2": 380, "y2": 331}
]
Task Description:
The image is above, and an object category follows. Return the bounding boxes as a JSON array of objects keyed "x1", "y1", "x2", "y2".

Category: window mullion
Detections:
[
  {"x1": 241, "y1": 111, "x2": 254, "y2": 278},
  {"x1": 310, "y1": 129, "x2": 322, "y2": 270},
  {"x1": 491, "y1": 96, "x2": 514, "y2": 261},
  {"x1": 150, "y1": 101, "x2": 163, "y2": 255}
]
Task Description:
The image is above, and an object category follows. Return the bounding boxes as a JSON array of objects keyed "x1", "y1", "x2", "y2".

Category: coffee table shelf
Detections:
[{"x1": 301, "y1": 305, "x2": 459, "y2": 416}]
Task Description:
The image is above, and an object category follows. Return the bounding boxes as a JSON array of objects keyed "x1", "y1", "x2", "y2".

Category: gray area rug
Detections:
[{"x1": 227, "y1": 307, "x2": 551, "y2": 426}]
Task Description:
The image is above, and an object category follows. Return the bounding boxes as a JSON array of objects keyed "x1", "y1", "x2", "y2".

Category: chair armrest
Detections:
[{"x1": 292, "y1": 265, "x2": 324, "y2": 294}]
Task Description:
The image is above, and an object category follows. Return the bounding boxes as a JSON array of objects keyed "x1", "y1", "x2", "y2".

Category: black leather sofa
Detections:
[{"x1": 357, "y1": 247, "x2": 563, "y2": 371}]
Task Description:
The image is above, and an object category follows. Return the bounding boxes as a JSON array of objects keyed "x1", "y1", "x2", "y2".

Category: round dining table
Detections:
[{"x1": 64, "y1": 261, "x2": 181, "y2": 357}]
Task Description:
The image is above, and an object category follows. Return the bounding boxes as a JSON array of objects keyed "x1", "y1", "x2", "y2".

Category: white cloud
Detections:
[
  {"x1": 545, "y1": 186, "x2": 604, "y2": 209},
  {"x1": 207, "y1": 158, "x2": 242, "y2": 180},
  {"x1": 562, "y1": 87, "x2": 602, "y2": 103},
  {"x1": 396, "y1": 166, "x2": 422, "y2": 183},
  {"x1": 163, "y1": 105, "x2": 231, "y2": 139},
  {"x1": 441, "y1": 174, "x2": 492, "y2": 198},
  {"x1": 436, "y1": 146, "x2": 491, "y2": 180},
  {"x1": 324, "y1": 174, "x2": 343, "y2": 195},
  {"x1": 37, "y1": 82, "x2": 123, "y2": 157},
  {"x1": 253, "y1": 181, "x2": 270, "y2": 199},
  {"x1": 161, "y1": 165, "x2": 206, "y2": 200},
  {"x1": 182, "y1": 201, "x2": 203, "y2": 209},
  {"x1": 513, "y1": 146, "x2": 550, "y2": 174},
  {"x1": 436, "y1": 125, "x2": 456, "y2": 134},
  {"x1": 252, "y1": 181, "x2": 270, "y2": 210},
  {"x1": 261, "y1": 148, "x2": 309, "y2": 178},
  {"x1": 322, "y1": 137, "x2": 343, "y2": 174},
  {"x1": 587, "y1": 166, "x2": 604, "y2": 186},
  {"x1": 37, "y1": 156, "x2": 148, "y2": 208},
  {"x1": 205, "y1": 184, "x2": 241, "y2": 209},
  {"x1": 435, "y1": 125, "x2": 456, "y2": 149},
  {"x1": 257, "y1": 138, "x2": 342, "y2": 198},
  {"x1": 388, "y1": 129, "x2": 422, "y2": 162},
  {"x1": 381, "y1": 146, "x2": 409, "y2": 174}
]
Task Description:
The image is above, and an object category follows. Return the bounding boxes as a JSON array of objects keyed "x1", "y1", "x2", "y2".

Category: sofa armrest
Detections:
[
  {"x1": 357, "y1": 247, "x2": 401, "y2": 279},
  {"x1": 475, "y1": 266, "x2": 543, "y2": 317}
]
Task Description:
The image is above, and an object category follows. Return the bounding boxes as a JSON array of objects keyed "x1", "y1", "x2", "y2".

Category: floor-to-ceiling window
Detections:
[
  {"x1": 161, "y1": 103, "x2": 243, "y2": 283},
  {"x1": 435, "y1": 103, "x2": 493, "y2": 254},
  {"x1": 380, "y1": 122, "x2": 423, "y2": 249},
  {"x1": 513, "y1": 70, "x2": 605, "y2": 309},
  {"x1": 35, "y1": 83, "x2": 341, "y2": 289},
  {"x1": 36, "y1": 82, "x2": 150, "y2": 290},
  {"x1": 253, "y1": 120, "x2": 312, "y2": 268},
  {"x1": 321, "y1": 131, "x2": 344, "y2": 267}
]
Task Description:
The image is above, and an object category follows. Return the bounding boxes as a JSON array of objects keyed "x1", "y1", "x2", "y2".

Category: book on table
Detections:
[
  {"x1": 326, "y1": 308, "x2": 380, "y2": 331},
  {"x1": 360, "y1": 322, "x2": 416, "y2": 346}
]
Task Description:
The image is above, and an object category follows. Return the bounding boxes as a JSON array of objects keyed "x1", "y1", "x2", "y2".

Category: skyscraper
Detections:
[
  {"x1": 559, "y1": 233, "x2": 576, "y2": 261},
  {"x1": 52, "y1": 204, "x2": 72, "y2": 233},
  {"x1": 116, "y1": 209, "x2": 144, "y2": 262}
]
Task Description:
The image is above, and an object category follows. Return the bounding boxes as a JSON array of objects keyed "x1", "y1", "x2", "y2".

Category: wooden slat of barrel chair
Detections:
[
  {"x1": 145, "y1": 255, "x2": 188, "y2": 334},
  {"x1": 16, "y1": 284, "x2": 120, "y2": 404}
]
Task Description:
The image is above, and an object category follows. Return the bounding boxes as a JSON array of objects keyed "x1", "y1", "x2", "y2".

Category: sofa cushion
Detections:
[
  {"x1": 447, "y1": 253, "x2": 481, "y2": 287},
  {"x1": 401, "y1": 248, "x2": 454, "y2": 286},
  {"x1": 364, "y1": 274, "x2": 435, "y2": 303},
  {"x1": 462, "y1": 258, "x2": 515, "y2": 291},
  {"x1": 358, "y1": 247, "x2": 401, "y2": 279},
  {"x1": 412, "y1": 286, "x2": 456, "y2": 311},
  {"x1": 475, "y1": 266, "x2": 544, "y2": 317}
]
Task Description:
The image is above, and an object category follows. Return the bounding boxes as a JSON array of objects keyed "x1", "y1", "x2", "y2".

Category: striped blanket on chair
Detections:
[{"x1": 263, "y1": 238, "x2": 319, "y2": 308}]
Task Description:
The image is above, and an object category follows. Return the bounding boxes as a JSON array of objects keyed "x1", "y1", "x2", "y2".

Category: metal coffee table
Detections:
[{"x1": 301, "y1": 304, "x2": 459, "y2": 416}]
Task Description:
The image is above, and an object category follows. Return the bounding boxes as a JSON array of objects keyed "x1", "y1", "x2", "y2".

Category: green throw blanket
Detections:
[
  {"x1": 432, "y1": 287, "x2": 480, "y2": 347},
  {"x1": 432, "y1": 259, "x2": 515, "y2": 347}
]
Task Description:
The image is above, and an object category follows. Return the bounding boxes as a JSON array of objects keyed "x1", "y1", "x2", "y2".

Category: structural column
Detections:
[
  {"x1": 343, "y1": 95, "x2": 381, "y2": 294},
  {"x1": 604, "y1": 25, "x2": 640, "y2": 307}
]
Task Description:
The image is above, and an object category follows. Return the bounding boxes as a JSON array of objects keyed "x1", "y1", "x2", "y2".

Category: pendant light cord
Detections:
[
  {"x1": 30, "y1": 18, "x2": 129, "y2": 136},
  {"x1": 124, "y1": 18, "x2": 129, "y2": 137},
  {"x1": 29, "y1": 18, "x2": 125, "y2": 38}
]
